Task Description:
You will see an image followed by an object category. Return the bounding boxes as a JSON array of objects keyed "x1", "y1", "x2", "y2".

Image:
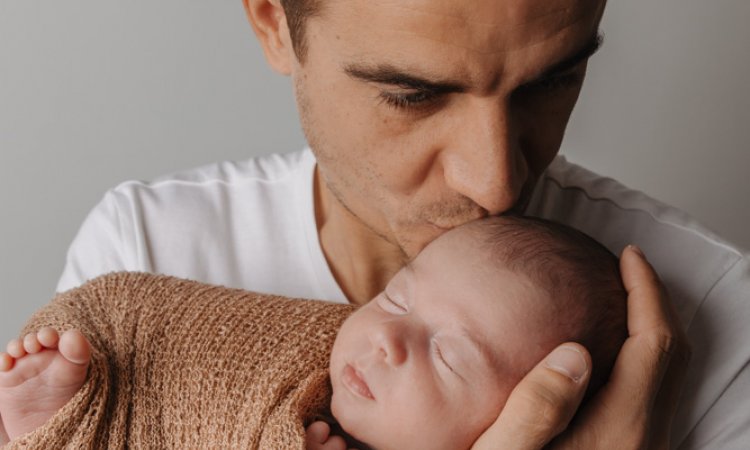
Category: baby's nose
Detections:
[{"x1": 371, "y1": 323, "x2": 408, "y2": 367}]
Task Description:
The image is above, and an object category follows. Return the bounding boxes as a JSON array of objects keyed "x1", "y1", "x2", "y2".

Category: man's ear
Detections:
[{"x1": 243, "y1": 0, "x2": 295, "y2": 75}]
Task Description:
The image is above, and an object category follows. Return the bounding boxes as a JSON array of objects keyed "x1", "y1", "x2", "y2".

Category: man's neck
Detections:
[{"x1": 313, "y1": 167, "x2": 406, "y2": 306}]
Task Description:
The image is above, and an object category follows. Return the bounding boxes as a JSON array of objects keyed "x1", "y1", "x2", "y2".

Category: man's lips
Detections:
[
  {"x1": 427, "y1": 212, "x2": 489, "y2": 231},
  {"x1": 342, "y1": 364, "x2": 375, "y2": 400},
  {"x1": 427, "y1": 221, "x2": 453, "y2": 232},
  {"x1": 428, "y1": 217, "x2": 481, "y2": 232}
]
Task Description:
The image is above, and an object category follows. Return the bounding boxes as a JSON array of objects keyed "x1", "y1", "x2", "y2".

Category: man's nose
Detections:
[
  {"x1": 441, "y1": 101, "x2": 528, "y2": 216},
  {"x1": 370, "y1": 321, "x2": 408, "y2": 367}
]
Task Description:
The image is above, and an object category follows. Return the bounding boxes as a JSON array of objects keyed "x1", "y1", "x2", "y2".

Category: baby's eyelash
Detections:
[
  {"x1": 433, "y1": 343, "x2": 456, "y2": 374},
  {"x1": 385, "y1": 293, "x2": 407, "y2": 312}
]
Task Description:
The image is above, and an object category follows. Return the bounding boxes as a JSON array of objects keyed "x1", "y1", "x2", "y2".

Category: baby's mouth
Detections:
[{"x1": 342, "y1": 364, "x2": 375, "y2": 400}]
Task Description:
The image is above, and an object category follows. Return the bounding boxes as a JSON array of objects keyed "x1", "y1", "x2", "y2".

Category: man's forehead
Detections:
[
  {"x1": 324, "y1": 0, "x2": 604, "y2": 55},
  {"x1": 317, "y1": 0, "x2": 605, "y2": 91}
]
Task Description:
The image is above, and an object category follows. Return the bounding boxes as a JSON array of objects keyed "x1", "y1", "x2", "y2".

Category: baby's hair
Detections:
[{"x1": 469, "y1": 215, "x2": 627, "y2": 401}]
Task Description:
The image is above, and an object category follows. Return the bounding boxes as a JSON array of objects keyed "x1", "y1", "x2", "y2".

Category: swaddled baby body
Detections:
[{"x1": 0, "y1": 216, "x2": 627, "y2": 449}]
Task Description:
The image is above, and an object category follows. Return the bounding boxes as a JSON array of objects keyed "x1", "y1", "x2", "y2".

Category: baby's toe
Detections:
[
  {"x1": 23, "y1": 333, "x2": 43, "y2": 354},
  {"x1": 6, "y1": 339, "x2": 26, "y2": 359},
  {"x1": 58, "y1": 330, "x2": 91, "y2": 366},
  {"x1": 0, "y1": 352, "x2": 14, "y2": 372},
  {"x1": 36, "y1": 328, "x2": 60, "y2": 349}
]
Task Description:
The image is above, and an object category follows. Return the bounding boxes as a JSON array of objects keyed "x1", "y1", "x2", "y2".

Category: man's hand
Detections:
[{"x1": 471, "y1": 245, "x2": 691, "y2": 450}]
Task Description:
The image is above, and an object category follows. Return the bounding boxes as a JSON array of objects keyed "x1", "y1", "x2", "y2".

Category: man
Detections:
[{"x1": 52, "y1": 0, "x2": 749, "y2": 448}]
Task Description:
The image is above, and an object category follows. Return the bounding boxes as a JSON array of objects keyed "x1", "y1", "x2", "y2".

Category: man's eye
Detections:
[{"x1": 378, "y1": 90, "x2": 438, "y2": 110}]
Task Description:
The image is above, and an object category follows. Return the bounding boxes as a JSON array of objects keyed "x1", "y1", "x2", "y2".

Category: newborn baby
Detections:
[{"x1": 0, "y1": 216, "x2": 626, "y2": 449}]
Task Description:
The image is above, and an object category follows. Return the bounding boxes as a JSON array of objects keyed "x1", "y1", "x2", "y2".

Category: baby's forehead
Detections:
[
  {"x1": 418, "y1": 227, "x2": 518, "y2": 276},
  {"x1": 419, "y1": 224, "x2": 497, "y2": 262}
]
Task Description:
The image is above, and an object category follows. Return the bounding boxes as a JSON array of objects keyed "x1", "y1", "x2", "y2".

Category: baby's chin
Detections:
[
  {"x1": 329, "y1": 382, "x2": 358, "y2": 434},
  {"x1": 329, "y1": 391, "x2": 377, "y2": 449}
]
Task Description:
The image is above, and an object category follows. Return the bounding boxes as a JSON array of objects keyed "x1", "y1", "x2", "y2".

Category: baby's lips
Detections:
[{"x1": 342, "y1": 363, "x2": 376, "y2": 400}]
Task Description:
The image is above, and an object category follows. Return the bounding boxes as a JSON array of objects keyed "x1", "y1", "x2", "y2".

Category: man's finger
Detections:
[
  {"x1": 602, "y1": 246, "x2": 688, "y2": 410},
  {"x1": 620, "y1": 245, "x2": 676, "y2": 335},
  {"x1": 650, "y1": 335, "x2": 691, "y2": 449},
  {"x1": 471, "y1": 343, "x2": 591, "y2": 450},
  {"x1": 621, "y1": 247, "x2": 692, "y2": 447}
]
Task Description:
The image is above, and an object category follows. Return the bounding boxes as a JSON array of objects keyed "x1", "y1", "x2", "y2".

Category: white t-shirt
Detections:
[{"x1": 58, "y1": 148, "x2": 750, "y2": 449}]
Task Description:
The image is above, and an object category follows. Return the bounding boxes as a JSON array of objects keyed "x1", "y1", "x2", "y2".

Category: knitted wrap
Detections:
[{"x1": 7, "y1": 272, "x2": 356, "y2": 449}]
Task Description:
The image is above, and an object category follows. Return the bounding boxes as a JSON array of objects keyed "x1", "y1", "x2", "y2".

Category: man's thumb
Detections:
[{"x1": 472, "y1": 343, "x2": 591, "y2": 450}]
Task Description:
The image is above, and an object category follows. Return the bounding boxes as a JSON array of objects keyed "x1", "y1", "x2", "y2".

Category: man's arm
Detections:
[{"x1": 471, "y1": 245, "x2": 690, "y2": 449}]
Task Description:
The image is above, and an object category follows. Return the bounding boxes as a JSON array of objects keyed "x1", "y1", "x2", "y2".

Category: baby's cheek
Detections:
[{"x1": 462, "y1": 383, "x2": 512, "y2": 441}]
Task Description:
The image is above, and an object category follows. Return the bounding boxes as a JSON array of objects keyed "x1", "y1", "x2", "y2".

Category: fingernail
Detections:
[
  {"x1": 545, "y1": 345, "x2": 588, "y2": 382},
  {"x1": 627, "y1": 244, "x2": 645, "y2": 258}
]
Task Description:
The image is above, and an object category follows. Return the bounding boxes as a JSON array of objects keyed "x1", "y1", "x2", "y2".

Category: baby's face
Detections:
[{"x1": 329, "y1": 227, "x2": 563, "y2": 450}]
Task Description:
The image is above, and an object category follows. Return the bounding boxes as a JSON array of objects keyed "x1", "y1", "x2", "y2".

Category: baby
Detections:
[{"x1": 0, "y1": 216, "x2": 626, "y2": 449}]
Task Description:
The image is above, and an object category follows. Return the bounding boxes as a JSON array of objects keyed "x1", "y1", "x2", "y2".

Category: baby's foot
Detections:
[{"x1": 0, "y1": 328, "x2": 91, "y2": 441}]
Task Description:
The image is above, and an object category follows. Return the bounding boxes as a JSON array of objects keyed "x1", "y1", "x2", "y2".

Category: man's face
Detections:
[
  {"x1": 293, "y1": 0, "x2": 606, "y2": 258},
  {"x1": 329, "y1": 227, "x2": 561, "y2": 449}
]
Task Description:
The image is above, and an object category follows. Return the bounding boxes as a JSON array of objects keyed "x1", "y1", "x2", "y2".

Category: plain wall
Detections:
[{"x1": 1, "y1": 1, "x2": 748, "y2": 345}]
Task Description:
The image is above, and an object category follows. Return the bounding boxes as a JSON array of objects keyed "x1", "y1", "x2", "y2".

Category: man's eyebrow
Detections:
[
  {"x1": 343, "y1": 31, "x2": 603, "y2": 93},
  {"x1": 536, "y1": 31, "x2": 604, "y2": 80},
  {"x1": 343, "y1": 63, "x2": 468, "y2": 94}
]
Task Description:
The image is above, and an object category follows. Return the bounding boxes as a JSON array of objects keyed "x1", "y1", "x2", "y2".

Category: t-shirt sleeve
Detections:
[
  {"x1": 677, "y1": 255, "x2": 750, "y2": 449},
  {"x1": 56, "y1": 190, "x2": 137, "y2": 292}
]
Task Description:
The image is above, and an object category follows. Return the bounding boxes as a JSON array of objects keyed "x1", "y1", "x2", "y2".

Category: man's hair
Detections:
[
  {"x1": 280, "y1": 0, "x2": 321, "y2": 62},
  {"x1": 472, "y1": 216, "x2": 627, "y2": 400}
]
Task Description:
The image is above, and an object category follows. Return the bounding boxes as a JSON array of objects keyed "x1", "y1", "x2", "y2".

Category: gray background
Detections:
[{"x1": 1, "y1": 1, "x2": 748, "y2": 345}]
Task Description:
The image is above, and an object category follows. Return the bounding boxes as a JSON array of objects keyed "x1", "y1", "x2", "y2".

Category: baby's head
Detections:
[{"x1": 329, "y1": 216, "x2": 627, "y2": 450}]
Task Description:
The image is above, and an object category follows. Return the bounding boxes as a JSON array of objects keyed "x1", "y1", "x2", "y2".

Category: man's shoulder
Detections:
[
  {"x1": 96, "y1": 148, "x2": 316, "y2": 224},
  {"x1": 531, "y1": 155, "x2": 744, "y2": 257},
  {"x1": 112, "y1": 148, "x2": 315, "y2": 194},
  {"x1": 57, "y1": 148, "x2": 331, "y2": 296},
  {"x1": 529, "y1": 155, "x2": 746, "y2": 316},
  {"x1": 94, "y1": 147, "x2": 317, "y2": 248}
]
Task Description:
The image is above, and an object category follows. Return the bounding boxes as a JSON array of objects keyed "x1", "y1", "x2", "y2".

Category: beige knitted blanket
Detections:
[{"x1": 7, "y1": 272, "x2": 356, "y2": 449}]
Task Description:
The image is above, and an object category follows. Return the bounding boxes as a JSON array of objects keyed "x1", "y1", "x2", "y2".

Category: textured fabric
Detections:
[
  {"x1": 8, "y1": 272, "x2": 355, "y2": 449},
  {"x1": 56, "y1": 148, "x2": 750, "y2": 449}
]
